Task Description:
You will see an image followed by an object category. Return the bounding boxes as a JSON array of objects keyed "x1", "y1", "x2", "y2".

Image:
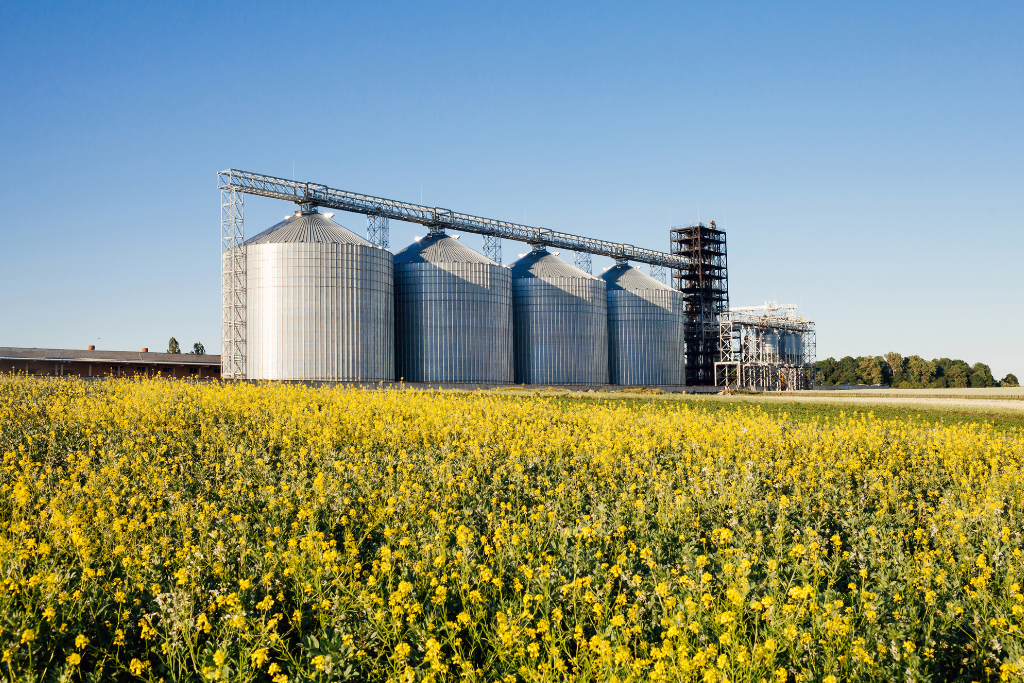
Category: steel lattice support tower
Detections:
[
  {"x1": 671, "y1": 221, "x2": 729, "y2": 386},
  {"x1": 482, "y1": 235, "x2": 502, "y2": 265},
  {"x1": 220, "y1": 182, "x2": 246, "y2": 379},
  {"x1": 366, "y1": 214, "x2": 389, "y2": 249},
  {"x1": 648, "y1": 264, "x2": 667, "y2": 284},
  {"x1": 574, "y1": 251, "x2": 592, "y2": 275}
]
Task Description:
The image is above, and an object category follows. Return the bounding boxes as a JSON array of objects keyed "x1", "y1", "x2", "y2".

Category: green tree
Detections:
[
  {"x1": 858, "y1": 356, "x2": 887, "y2": 385},
  {"x1": 904, "y1": 356, "x2": 936, "y2": 388},
  {"x1": 815, "y1": 358, "x2": 840, "y2": 385},
  {"x1": 1001, "y1": 373, "x2": 1020, "y2": 387},
  {"x1": 837, "y1": 356, "x2": 859, "y2": 384},
  {"x1": 942, "y1": 360, "x2": 972, "y2": 388},
  {"x1": 167, "y1": 337, "x2": 181, "y2": 354},
  {"x1": 883, "y1": 352, "x2": 904, "y2": 381},
  {"x1": 190, "y1": 342, "x2": 206, "y2": 355},
  {"x1": 970, "y1": 362, "x2": 996, "y2": 388}
]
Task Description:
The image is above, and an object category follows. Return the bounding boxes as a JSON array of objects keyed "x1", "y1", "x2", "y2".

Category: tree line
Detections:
[
  {"x1": 815, "y1": 353, "x2": 1019, "y2": 388},
  {"x1": 167, "y1": 337, "x2": 205, "y2": 355}
]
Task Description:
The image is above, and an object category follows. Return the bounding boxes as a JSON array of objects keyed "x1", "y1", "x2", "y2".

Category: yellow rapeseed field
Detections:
[{"x1": 1, "y1": 376, "x2": 1022, "y2": 682}]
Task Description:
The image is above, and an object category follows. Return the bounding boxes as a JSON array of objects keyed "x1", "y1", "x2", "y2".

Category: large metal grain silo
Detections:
[
  {"x1": 601, "y1": 262, "x2": 685, "y2": 386},
  {"x1": 393, "y1": 230, "x2": 512, "y2": 383},
  {"x1": 241, "y1": 208, "x2": 393, "y2": 381},
  {"x1": 510, "y1": 247, "x2": 608, "y2": 385}
]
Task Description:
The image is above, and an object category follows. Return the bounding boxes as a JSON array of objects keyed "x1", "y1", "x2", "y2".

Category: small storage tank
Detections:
[
  {"x1": 601, "y1": 262, "x2": 685, "y2": 385},
  {"x1": 763, "y1": 331, "x2": 780, "y2": 363},
  {"x1": 780, "y1": 331, "x2": 803, "y2": 364},
  {"x1": 393, "y1": 230, "x2": 512, "y2": 383},
  {"x1": 510, "y1": 247, "x2": 608, "y2": 385},
  {"x1": 240, "y1": 208, "x2": 393, "y2": 381}
]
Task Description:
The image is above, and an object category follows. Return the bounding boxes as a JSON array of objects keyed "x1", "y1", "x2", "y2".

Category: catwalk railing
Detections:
[{"x1": 218, "y1": 169, "x2": 686, "y2": 269}]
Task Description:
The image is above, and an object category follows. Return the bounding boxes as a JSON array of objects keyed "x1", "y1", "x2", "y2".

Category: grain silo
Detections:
[
  {"x1": 240, "y1": 208, "x2": 393, "y2": 380},
  {"x1": 510, "y1": 247, "x2": 608, "y2": 385},
  {"x1": 600, "y1": 262, "x2": 685, "y2": 385},
  {"x1": 393, "y1": 230, "x2": 512, "y2": 383}
]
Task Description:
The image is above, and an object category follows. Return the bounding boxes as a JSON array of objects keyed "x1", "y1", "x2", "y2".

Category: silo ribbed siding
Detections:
[
  {"x1": 393, "y1": 233, "x2": 512, "y2": 384},
  {"x1": 241, "y1": 212, "x2": 394, "y2": 381},
  {"x1": 601, "y1": 264, "x2": 685, "y2": 386},
  {"x1": 510, "y1": 250, "x2": 608, "y2": 386}
]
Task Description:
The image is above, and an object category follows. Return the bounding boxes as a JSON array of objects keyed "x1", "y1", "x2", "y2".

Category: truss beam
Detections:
[{"x1": 217, "y1": 169, "x2": 685, "y2": 268}]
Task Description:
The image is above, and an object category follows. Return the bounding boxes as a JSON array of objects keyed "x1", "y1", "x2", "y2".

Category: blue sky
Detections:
[{"x1": 1, "y1": 1, "x2": 1021, "y2": 376}]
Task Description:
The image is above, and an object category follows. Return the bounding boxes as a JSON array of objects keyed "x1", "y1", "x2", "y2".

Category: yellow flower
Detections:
[
  {"x1": 75, "y1": 634, "x2": 89, "y2": 649},
  {"x1": 66, "y1": 653, "x2": 81, "y2": 666}
]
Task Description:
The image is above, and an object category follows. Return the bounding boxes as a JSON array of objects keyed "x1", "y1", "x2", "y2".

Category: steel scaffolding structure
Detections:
[
  {"x1": 671, "y1": 222, "x2": 729, "y2": 386},
  {"x1": 482, "y1": 235, "x2": 502, "y2": 265},
  {"x1": 220, "y1": 186, "x2": 245, "y2": 379},
  {"x1": 366, "y1": 213, "x2": 389, "y2": 249},
  {"x1": 715, "y1": 302, "x2": 816, "y2": 391},
  {"x1": 574, "y1": 251, "x2": 593, "y2": 275}
]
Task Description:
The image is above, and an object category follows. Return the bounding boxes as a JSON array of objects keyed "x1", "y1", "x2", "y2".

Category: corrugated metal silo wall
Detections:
[
  {"x1": 607, "y1": 288, "x2": 685, "y2": 385},
  {"x1": 394, "y1": 262, "x2": 513, "y2": 383},
  {"x1": 513, "y1": 277, "x2": 608, "y2": 385},
  {"x1": 245, "y1": 243, "x2": 394, "y2": 380}
]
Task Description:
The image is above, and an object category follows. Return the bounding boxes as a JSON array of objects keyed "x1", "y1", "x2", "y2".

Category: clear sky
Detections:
[{"x1": 1, "y1": 1, "x2": 1021, "y2": 376}]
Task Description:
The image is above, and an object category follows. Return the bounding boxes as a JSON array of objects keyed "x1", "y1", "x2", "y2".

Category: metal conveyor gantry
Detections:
[
  {"x1": 217, "y1": 168, "x2": 687, "y2": 379},
  {"x1": 217, "y1": 168, "x2": 686, "y2": 269}
]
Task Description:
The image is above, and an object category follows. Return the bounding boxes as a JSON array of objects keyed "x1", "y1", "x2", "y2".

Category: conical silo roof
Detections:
[
  {"x1": 393, "y1": 232, "x2": 495, "y2": 265},
  {"x1": 242, "y1": 211, "x2": 371, "y2": 246},
  {"x1": 600, "y1": 263, "x2": 674, "y2": 290},
  {"x1": 509, "y1": 248, "x2": 597, "y2": 279}
]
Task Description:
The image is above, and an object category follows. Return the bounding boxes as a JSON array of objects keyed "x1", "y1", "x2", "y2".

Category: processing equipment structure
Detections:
[
  {"x1": 714, "y1": 302, "x2": 816, "y2": 391},
  {"x1": 670, "y1": 222, "x2": 729, "y2": 386}
]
